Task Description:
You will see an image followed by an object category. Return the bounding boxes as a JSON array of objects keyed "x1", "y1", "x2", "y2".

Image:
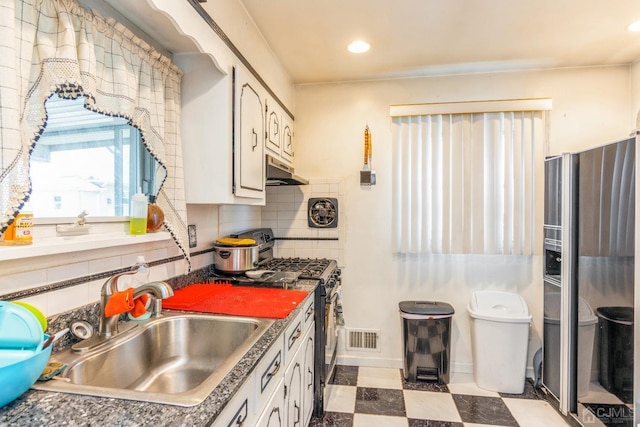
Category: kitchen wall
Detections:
[
  {"x1": 629, "y1": 59, "x2": 640, "y2": 130},
  {"x1": 288, "y1": 65, "x2": 632, "y2": 372}
]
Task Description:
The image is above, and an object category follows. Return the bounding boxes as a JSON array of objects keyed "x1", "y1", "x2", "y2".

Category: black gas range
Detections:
[{"x1": 225, "y1": 228, "x2": 341, "y2": 417}]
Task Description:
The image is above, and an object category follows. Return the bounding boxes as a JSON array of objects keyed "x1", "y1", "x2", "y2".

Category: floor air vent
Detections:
[{"x1": 346, "y1": 328, "x2": 380, "y2": 351}]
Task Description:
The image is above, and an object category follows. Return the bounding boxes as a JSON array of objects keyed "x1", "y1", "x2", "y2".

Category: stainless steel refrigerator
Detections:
[{"x1": 543, "y1": 136, "x2": 636, "y2": 426}]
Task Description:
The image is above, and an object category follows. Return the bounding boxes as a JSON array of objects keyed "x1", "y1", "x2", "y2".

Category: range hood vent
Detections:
[{"x1": 266, "y1": 155, "x2": 309, "y2": 186}]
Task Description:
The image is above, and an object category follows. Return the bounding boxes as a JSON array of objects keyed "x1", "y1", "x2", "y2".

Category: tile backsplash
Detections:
[
  {"x1": 263, "y1": 178, "x2": 346, "y2": 266},
  {"x1": 0, "y1": 240, "x2": 211, "y2": 318}
]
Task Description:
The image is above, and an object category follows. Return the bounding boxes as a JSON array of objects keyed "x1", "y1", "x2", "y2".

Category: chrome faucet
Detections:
[
  {"x1": 98, "y1": 267, "x2": 139, "y2": 338},
  {"x1": 73, "y1": 265, "x2": 174, "y2": 352},
  {"x1": 132, "y1": 281, "x2": 174, "y2": 317},
  {"x1": 99, "y1": 272, "x2": 174, "y2": 338}
]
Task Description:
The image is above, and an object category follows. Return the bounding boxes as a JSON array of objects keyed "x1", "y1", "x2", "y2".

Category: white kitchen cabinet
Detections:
[
  {"x1": 213, "y1": 294, "x2": 315, "y2": 426},
  {"x1": 265, "y1": 95, "x2": 294, "y2": 165},
  {"x1": 284, "y1": 345, "x2": 303, "y2": 427},
  {"x1": 233, "y1": 65, "x2": 266, "y2": 200},
  {"x1": 265, "y1": 96, "x2": 281, "y2": 157},
  {"x1": 256, "y1": 342, "x2": 284, "y2": 413},
  {"x1": 281, "y1": 113, "x2": 294, "y2": 164},
  {"x1": 283, "y1": 297, "x2": 315, "y2": 427},
  {"x1": 176, "y1": 53, "x2": 234, "y2": 205},
  {"x1": 256, "y1": 378, "x2": 285, "y2": 427},
  {"x1": 104, "y1": 1, "x2": 266, "y2": 205},
  {"x1": 301, "y1": 323, "x2": 315, "y2": 427},
  {"x1": 214, "y1": 373, "x2": 256, "y2": 427},
  {"x1": 283, "y1": 310, "x2": 304, "y2": 368}
]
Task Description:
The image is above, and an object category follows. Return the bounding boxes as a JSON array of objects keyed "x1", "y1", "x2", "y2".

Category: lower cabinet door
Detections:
[
  {"x1": 302, "y1": 323, "x2": 315, "y2": 426},
  {"x1": 285, "y1": 350, "x2": 303, "y2": 427},
  {"x1": 256, "y1": 378, "x2": 285, "y2": 427}
]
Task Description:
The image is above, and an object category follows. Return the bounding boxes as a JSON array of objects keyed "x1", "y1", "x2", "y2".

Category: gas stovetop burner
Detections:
[{"x1": 264, "y1": 258, "x2": 335, "y2": 280}]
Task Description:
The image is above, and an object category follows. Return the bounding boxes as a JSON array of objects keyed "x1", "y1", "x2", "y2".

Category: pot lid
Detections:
[{"x1": 215, "y1": 237, "x2": 257, "y2": 247}]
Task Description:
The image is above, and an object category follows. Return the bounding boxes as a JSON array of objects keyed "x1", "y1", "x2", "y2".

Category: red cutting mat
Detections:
[{"x1": 162, "y1": 283, "x2": 308, "y2": 319}]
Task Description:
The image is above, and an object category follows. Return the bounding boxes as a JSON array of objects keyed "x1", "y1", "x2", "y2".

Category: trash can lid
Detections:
[
  {"x1": 596, "y1": 306, "x2": 633, "y2": 325},
  {"x1": 399, "y1": 301, "x2": 454, "y2": 316},
  {"x1": 543, "y1": 292, "x2": 597, "y2": 325},
  {"x1": 468, "y1": 290, "x2": 531, "y2": 323}
]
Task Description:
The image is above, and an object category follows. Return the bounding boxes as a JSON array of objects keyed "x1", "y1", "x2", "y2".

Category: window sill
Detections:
[{"x1": 0, "y1": 231, "x2": 172, "y2": 262}]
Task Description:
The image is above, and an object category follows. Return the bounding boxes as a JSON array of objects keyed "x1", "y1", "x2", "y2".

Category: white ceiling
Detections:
[{"x1": 239, "y1": 0, "x2": 640, "y2": 84}]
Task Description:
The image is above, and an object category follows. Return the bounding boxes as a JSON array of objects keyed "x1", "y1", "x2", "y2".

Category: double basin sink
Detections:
[{"x1": 33, "y1": 312, "x2": 274, "y2": 406}]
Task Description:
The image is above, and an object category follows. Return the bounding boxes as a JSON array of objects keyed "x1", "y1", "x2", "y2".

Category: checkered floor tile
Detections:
[{"x1": 309, "y1": 365, "x2": 570, "y2": 427}]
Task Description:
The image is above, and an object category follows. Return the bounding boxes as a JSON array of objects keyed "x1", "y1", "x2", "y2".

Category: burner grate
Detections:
[{"x1": 265, "y1": 258, "x2": 333, "y2": 279}]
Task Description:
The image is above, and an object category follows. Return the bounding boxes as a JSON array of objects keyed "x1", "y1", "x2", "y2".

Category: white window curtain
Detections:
[
  {"x1": 391, "y1": 100, "x2": 549, "y2": 255},
  {"x1": 0, "y1": 0, "x2": 190, "y2": 268}
]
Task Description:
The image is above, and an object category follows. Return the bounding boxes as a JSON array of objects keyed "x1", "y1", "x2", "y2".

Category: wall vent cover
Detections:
[
  {"x1": 308, "y1": 197, "x2": 338, "y2": 228},
  {"x1": 346, "y1": 328, "x2": 380, "y2": 352}
]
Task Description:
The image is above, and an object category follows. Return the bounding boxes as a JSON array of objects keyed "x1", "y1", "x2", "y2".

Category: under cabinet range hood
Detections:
[{"x1": 265, "y1": 155, "x2": 309, "y2": 186}]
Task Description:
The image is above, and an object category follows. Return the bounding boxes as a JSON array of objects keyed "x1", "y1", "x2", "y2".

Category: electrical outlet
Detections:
[{"x1": 188, "y1": 225, "x2": 197, "y2": 248}]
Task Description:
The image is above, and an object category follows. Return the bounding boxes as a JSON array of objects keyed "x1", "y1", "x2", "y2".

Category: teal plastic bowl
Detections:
[{"x1": 0, "y1": 335, "x2": 51, "y2": 408}]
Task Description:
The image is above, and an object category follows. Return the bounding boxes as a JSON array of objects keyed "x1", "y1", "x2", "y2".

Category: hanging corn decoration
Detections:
[
  {"x1": 364, "y1": 125, "x2": 371, "y2": 168},
  {"x1": 360, "y1": 125, "x2": 377, "y2": 186}
]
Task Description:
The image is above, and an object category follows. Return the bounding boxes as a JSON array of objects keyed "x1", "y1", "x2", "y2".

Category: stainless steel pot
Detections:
[{"x1": 212, "y1": 245, "x2": 259, "y2": 273}]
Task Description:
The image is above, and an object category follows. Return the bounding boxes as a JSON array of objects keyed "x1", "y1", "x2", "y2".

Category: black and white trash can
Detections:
[{"x1": 399, "y1": 301, "x2": 455, "y2": 384}]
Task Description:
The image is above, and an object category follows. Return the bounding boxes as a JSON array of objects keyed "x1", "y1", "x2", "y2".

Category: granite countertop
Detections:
[{"x1": 0, "y1": 281, "x2": 318, "y2": 427}]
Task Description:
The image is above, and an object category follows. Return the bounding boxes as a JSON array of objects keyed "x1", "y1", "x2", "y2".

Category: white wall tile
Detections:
[
  {"x1": 48, "y1": 283, "x2": 91, "y2": 315},
  {"x1": 262, "y1": 211, "x2": 277, "y2": 221},
  {"x1": 88, "y1": 256, "x2": 122, "y2": 275},
  {"x1": 47, "y1": 262, "x2": 89, "y2": 284},
  {"x1": 0, "y1": 269, "x2": 48, "y2": 293},
  {"x1": 87, "y1": 278, "x2": 104, "y2": 301}
]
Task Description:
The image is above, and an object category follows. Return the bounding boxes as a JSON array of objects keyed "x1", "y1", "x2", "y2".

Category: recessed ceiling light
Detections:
[
  {"x1": 347, "y1": 40, "x2": 370, "y2": 54},
  {"x1": 628, "y1": 20, "x2": 640, "y2": 32}
]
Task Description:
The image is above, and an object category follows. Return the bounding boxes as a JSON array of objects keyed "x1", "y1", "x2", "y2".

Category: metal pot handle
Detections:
[{"x1": 219, "y1": 250, "x2": 231, "y2": 259}]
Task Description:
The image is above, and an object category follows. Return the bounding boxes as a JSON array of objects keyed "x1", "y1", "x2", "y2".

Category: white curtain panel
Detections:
[
  {"x1": 1, "y1": 0, "x2": 190, "y2": 269},
  {"x1": 391, "y1": 109, "x2": 546, "y2": 255}
]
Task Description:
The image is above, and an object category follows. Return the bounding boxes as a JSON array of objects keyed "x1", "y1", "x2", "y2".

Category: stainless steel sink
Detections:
[{"x1": 33, "y1": 312, "x2": 274, "y2": 406}]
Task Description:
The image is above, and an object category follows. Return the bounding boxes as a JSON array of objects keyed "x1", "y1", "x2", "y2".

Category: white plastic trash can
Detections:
[{"x1": 468, "y1": 290, "x2": 532, "y2": 394}]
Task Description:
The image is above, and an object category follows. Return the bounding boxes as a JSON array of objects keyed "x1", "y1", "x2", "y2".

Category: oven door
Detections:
[{"x1": 324, "y1": 289, "x2": 338, "y2": 381}]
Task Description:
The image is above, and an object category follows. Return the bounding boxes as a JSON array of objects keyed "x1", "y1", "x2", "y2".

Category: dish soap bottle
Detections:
[{"x1": 129, "y1": 190, "x2": 148, "y2": 235}]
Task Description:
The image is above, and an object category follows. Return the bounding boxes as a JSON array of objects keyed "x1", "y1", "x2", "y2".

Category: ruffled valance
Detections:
[{"x1": 1, "y1": 0, "x2": 190, "y2": 269}]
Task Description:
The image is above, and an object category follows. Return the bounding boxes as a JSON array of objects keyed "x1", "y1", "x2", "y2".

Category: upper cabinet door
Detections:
[
  {"x1": 234, "y1": 66, "x2": 265, "y2": 199},
  {"x1": 281, "y1": 113, "x2": 294, "y2": 163},
  {"x1": 266, "y1": 98, "x2": 281, "y2": 154}
]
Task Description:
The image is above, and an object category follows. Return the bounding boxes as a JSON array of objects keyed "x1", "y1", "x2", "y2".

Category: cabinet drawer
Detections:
[
  {"x1": 214, "y1": 374, "x2": 255, "y2": 427},
  {"x1": 302, "y1": 294, "x2": 315, "y2": 330},
  {"x1": 283, "y1": 309, "x2": 304, "y2": 367},
  {"x1": 256, "y1": 340, "x2": 284, "y2": 411}
]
